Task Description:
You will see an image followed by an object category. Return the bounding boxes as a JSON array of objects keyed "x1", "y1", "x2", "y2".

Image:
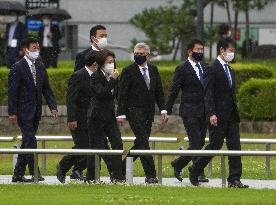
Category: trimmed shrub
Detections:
[{"x1": 238, "y1": 79, "x2": 276, "y2": 121}]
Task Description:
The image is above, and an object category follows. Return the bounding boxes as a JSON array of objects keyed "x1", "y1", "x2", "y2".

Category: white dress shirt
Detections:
[
  {"x1": 217, "y1": 56, "x2": 232, "y2": 85},
  {"x1": 43, "y1": 25, "x2": 53, "y2": 47},
  {"x1": 8, "y1": 21, "x2": 18, "y2": 47},
  {"x1": 24, "y1": 56, "x2": 35, "y2": 73},
  {"x1": 188, "y1": 57, "x2": 203, "y2": 80},
  {"x1": 92, "y1": 44, "x2": 100, "y2": 51},
  {"x1": 85, "y1": 66, "x2": 93, "y2": 76}
]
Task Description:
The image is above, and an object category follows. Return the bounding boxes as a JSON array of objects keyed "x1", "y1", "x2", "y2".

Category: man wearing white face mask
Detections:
[
  {"x1": 5, "y1": 13, "x2": 27, "y2": 69},
  {"x1": 8, "y1": 38, "x2": 58, "y2": 183},
  {"x1": 188, "y1": 38, "x2": 248, "y2": 188},
  {"x1": 75, "y1": 25, "x2": 108, "y2": 71},
  {"x1": 38, "y1": 16, "x2": 61, "y2": 68}
]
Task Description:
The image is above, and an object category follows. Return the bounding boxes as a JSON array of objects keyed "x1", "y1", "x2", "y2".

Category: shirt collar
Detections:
[
  {"x1": 85, "y1": 66, "x2": 93, "y2": 76},
  {"x1": 24, "y1": 56, "x2": 35, "y2": 67},
  {"x1": 91, "y1": 44, "x2": 100, "y2": 51},
  {"x1": 217, "y1": 56, "x2": 228, "y2": 67},
  {"x1": 188, "y1": 57, "x2": 200, "y2": 68},
  {"x1": 138, "y1": 64, "x2": 148, "y2": 71}
]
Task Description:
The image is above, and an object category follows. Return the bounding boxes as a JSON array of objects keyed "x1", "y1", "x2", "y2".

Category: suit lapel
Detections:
[
  {"x1": 215, "y1": 59, "x2": 232, "y2": 90},
  {"x1": 133, "y1": 64, "x2": 149, "y2": 90},
  {"x1": 22, "y1": 58, "x2": 36, "y2": 88},
  {"x1": 186, "y1": 61, "x2": 203, "y2": 87},
  {"x1": 148, "y1": 65, "x2": 154, "y2": 91}
]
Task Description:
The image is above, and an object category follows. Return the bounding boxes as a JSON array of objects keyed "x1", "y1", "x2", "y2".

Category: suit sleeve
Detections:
[
  {"x1": 42, "y1": 67, "x2": 57, "y2": 111},
  {"x1": 204, "y1": 66, "x2": 216, "y2": 118},
  {"x1": 66, "y1": 73, "x2": 81, "y2": 122},
  {"x1": 154, "y1": 67, "x2": 166, "y2": 112},
  {"x1": 74, "y1": 52, "x2": 84, "y2": 72},
  {"x1": 116, "y1": 68, "x2": 130, "y2": 116},
  {"x1": 165, "y1": 66, "x2": 183, "y2": 115},
  {"x1": 8, "y1": 65, "x2": 20, "y2": 115}
]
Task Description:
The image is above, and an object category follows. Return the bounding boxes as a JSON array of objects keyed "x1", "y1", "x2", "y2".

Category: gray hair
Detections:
[{"x1": 134, "y1": 42, "x2": 150, "y2": 54}]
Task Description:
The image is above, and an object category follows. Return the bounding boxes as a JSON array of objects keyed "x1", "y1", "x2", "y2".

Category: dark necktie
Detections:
[
  {"x1": 223, "y1": 64, "x2": 232, "y2": 87},
  {"x1": 142, "y1": 67, "x2": 150, "y2": 90},
  {"x1": 31, "y1": 62, "x2": 37, "y2": 86},
  {"x1": 195, "y1": 63, "x2": 204, "y2": 85}
]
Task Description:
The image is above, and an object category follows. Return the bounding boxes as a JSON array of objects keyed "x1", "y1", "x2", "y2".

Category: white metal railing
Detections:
[{"x1": 184, "y1": 137, "x2": 276, "y2": 176}]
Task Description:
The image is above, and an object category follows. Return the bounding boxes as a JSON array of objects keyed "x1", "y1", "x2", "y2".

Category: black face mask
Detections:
[
  {"x1": 134, "y1": 55, "x2": 147, "y2": 65},
  {"x1": 192, "y1": 52, "x2": 204, "y2": 62}
]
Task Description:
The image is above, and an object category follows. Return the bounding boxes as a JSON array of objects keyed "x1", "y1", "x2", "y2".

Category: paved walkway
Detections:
[{"x1": 1, "y1": 175, "x2": 276, "y2": 189}]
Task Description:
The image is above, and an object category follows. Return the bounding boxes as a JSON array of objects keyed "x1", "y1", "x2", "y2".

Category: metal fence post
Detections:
[
  {"x1": 13, "y1": 144, "x2": 19, "y2": 171},
  {"x1": 266, "y1": 143, "x2": 271, "y2": 177},
  {"x1": 151, "y1": 141, "x2": 157, "y2": 162},
  {"x1": 126, "y1": 157, "x2": 133, "y2": 184},
  {"x1": 42, "y1": 140, "x2": 46, "y2": 173},
  {"x1": 157, "y1": 155, "x2": 162, "y2": 184},
  {"x1": 94, "y1": 154, "x2": 100, "y2": 182},
  {"x1": 208, "y1": 160, "x2": 213, "y2": 177},
  {"x1": 220, "y1": 155, "x2": 226, "y2": 187},
  {"x1": 33, "y1": 153, "x2": 39, "y2": 183}
]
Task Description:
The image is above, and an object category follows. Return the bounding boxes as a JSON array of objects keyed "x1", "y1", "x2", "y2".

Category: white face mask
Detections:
[
  {"x1": 227, "y1": 31, "x2": 232, "y2": 37},
  {"x1": 9, "y1": 16, "x2": 17, "y2": 23},
  {"x1": 26, "y1": 49, "x2": 40, "y2": 61},
  {"x1": 103, "y1": 63, "x2": 114, "y2": 74},
  {"x1": 43, "y1": 18, "x2": 51, "y2": 26},
  {"x1": 224, "y1": 52, "x2": 235, "y2": 62},
  {"x1": 96, "y1": 37, "x2": 108, "y2": 49}
]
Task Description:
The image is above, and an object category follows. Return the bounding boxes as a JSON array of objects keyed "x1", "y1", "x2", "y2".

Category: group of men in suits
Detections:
[{"x1": 7, "y1": 23, "x2": 248, "y2": 188}]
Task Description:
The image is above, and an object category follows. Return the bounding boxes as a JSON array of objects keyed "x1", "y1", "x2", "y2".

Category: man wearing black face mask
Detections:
[
  {"x1": 166, "y1": 39, "x2": 209, "y2": 183},
  {"x1": 117, "y1": 42, "x2": 168, "y2": 184}
]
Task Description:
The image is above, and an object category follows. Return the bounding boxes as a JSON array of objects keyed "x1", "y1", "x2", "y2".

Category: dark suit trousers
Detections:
[
  {"x1": 173, "y1": 116, "x2": 206, "y2": 175},
  {"x1": 86, "y1": 117, "x2": 123, "y2": 180},
  {"x1": 124, "y1": 112, "x2": 156, "y2": 179},
  {"x1": 41, "y1": 47, "x2": 59, "y2": 68},
  {"x1": 191, "y1": 111, "x2": 242, "y2": 182},
  {"x1": 14, "y1": 118, "x2": 40, "y2": 176},
  {"x1": 6, "y1": 47, "x2": 21, "y2": 69}
]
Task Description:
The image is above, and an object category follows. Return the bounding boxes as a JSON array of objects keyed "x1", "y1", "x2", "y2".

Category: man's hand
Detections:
[
  {"x1": 9, "y1": 115, "x2": 17, "y2": 125},
  {"x1": 210, "y1": 115, "x2": 218, "y2": 126},
  {"x1": 52, "y1": 110, "x2": 58, "y2": 120},
  {"x1": 117, "y1": 117, "x2": 126, "y2": 125},
  {"x1": 68, "y1": 121, "x2": 77, "y2": 130},
  {"x1": 111, "y1": 69, "x2": 119, "y2": 79},
  {"x1": 161, "y1": 113, "x2": 168, "y2": 124}
]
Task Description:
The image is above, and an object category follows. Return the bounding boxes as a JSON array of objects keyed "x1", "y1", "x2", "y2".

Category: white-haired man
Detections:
[{"x1": 117, "y1": 42, "x2": 168, "y2": 183}]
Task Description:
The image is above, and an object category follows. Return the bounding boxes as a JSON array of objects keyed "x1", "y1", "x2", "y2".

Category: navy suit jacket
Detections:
[
  {"x1": 8, "y1": 57, "x2": 57, "y2": 121},
  {"x1": 5, "y1": 21, "x2": 27, "y2": 52}
]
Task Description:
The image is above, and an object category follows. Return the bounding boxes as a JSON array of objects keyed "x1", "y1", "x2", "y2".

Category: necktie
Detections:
[
  {"x1": 223, "y1": 64, "x2": 232, "y2": 87},
  {"x1": 31, "y1": 62, "x2": 36, "y2": 86},
  {"x1": 142, "y1": 67, "x2": 150, "y2": 90},
  {"x1": 195, "y1": 63, "x2": 204, "y2": 85}
]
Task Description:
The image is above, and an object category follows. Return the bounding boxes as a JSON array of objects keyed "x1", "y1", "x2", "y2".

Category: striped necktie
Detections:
[
  {"x1": 31, "y1": 62, "x2": 36, "y2": 86},
  {"x1": 142, "y1": 67, "x2": 150, "y2": 90}
]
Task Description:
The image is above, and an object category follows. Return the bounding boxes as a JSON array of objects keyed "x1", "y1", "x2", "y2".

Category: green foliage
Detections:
[{"x1": 238, "y1": 78, "x2": 276, "y2": 121}]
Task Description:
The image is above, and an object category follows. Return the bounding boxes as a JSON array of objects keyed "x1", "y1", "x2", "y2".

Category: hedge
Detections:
[
  {"x1": 238, "y1": 78, "x2": 276, "y2": 121},
  {"x1": 0, "y1": 64, "x2": 273, "y2": 105}
]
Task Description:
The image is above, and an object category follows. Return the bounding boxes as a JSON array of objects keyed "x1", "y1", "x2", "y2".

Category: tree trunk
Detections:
[
  {"x1": 209, "y1": 2, "x2": 214, "y2": 61},
  {"x1": 245, "y1": 8, "x2": 250, "y2": 58},
  {"x1": 234, "y1": 9, "x2": 238, "y2": 49},
  {"x1": 225, "y1": 0, "x2": 232, "y2": 27},
  {"x1": 172, "y1": 39, "x2": 181, "y2": 61},
  {"x1": 196, "y1": 0, "x2": 204, "y2": 40}
]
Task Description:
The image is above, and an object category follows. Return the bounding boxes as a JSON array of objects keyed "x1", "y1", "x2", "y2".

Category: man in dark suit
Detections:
[
  {"x1": 117, "y1": 42, "x2": 168, "y2": 184},
  {"x1": 86, "y1": 50, "x2": 123, "y2": 182},
  {"x1": 38, "y1": 16, "x2": 61, "y2": 68},
  {"x1": 5, "y1": 14, "x2": 27, "y2": 69},
  {"x1": 188, "y1": 37, "x2": 249, "y2": 188},
  {"x1": 167, "y1": 39, "x2": 208, "y2": 183},
  {"x1": 74, "y1": 25, "x2": 108, "y2": 71},
  {"x1": 8, "y1": 37, "x2": 58, "y2": 182}
]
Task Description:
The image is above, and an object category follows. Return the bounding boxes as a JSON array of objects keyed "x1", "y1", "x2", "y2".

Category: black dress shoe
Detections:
[
  {"x1": 31, "y1": 175, "x2": 45, "y2": 182},
  {"x1": 12, "y1": 175, "x2": 32, "y2": 183},
  {"x1": 145, "y1": 177, "x2": 159, "y2": 184},
  {"x1": 70, "y1": 170, "x2": 84, "y2": 180},
  {"x1": 228, "y1": 180, "x2": 249, "y2": 188},
  {"x1": 171, "y1": 161, "x2": 183, "y2": 182},
  {"x1": 56, "y1": 164, "x2": 66, "y2": 184},
  {"x1": 198, "y1": 175, "x2": 209, "y2": 183},
  {"x1": 188, "y1": 167, "x2": 199, "y2": 186}
]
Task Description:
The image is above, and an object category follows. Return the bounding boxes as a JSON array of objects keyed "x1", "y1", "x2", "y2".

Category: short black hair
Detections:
[
  {"x1": 187, "y1": 39, "x2": 204, "y2": 51},
  {"x1": 90, "y1": 25, "x2": 106, "y2": 38},
  {"x1": 22, "y1": 37, "x2": 40, "y2": 48},
  {"x1": 97, "y1": 49, "x2": 115, "y2": 69},
  {"x1": 217, "y1": 37, "x2": 236, "y2": 54},
  {"x1": 218, "y1": 24, "x2": 230, "y2": 36},
  {"x1": 85, "y1": 51, "x2": 98, "y2": 67}
]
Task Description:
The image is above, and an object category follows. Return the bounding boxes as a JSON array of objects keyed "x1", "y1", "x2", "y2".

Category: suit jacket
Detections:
[
  {"x1": 8, "y1": 57, "x2": 57, "y2": 121},
  {"x1": 87, "y1": 69, "x2": 117, "y2": 122},
  {"x1": 5, "y1": 21, "x2": 27, "y2": 52},
  {"x1": 117, "y1": 63, "x2": 165, "y2": 122},
  {"x1": 38, "y1": 25, "x2": 61, "y2": 50},
  {"x1": 74, "y1": 47, "x2": 97, "y2": 72},
  {"x1": 66, "y1": 67, "x2": 93, "y2": 122},
  {"x1": 166, "y1": 60, "x2": 207, "y2": 118},
  {"x1": 204, "y1": 59, "x2": 240, "y2": 122}
]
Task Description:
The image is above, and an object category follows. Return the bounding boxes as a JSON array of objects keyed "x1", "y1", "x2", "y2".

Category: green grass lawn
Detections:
[
  {"x1": 0, "y1": 133, "x2": 276, "y2": 180},
  {"x1": 0, "y1": 184, "x2": 275, "y2": 205}
]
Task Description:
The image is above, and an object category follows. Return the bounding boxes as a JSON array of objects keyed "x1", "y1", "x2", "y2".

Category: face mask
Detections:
[
  {"x1": 96, "y1": 37, "x2": 108, "y2": 49},
  {"x1": 134, "y1": 55, "x2": 147, "y2": 65},
  {"x1": 103, "y1": 63, "x2": 114, "y2": 74},
  {"x1": 26, "y1": 49, "x2": 40, "y2": 61},
  {"x1": 224, "y1": 52, "x2": 235, "y2": 62},
  {"x1": 43, "y1": 19, "x2": 51, "y2": 26},
  {"x1": 227, "y1": 31, "x2": 232, "y2": 37},
  {"x1": 9, "y1": 16, "x2": 17, "y2": 23},
  {"x1": 192, "y1": 51, "x2": 204, "y2": 62}
]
